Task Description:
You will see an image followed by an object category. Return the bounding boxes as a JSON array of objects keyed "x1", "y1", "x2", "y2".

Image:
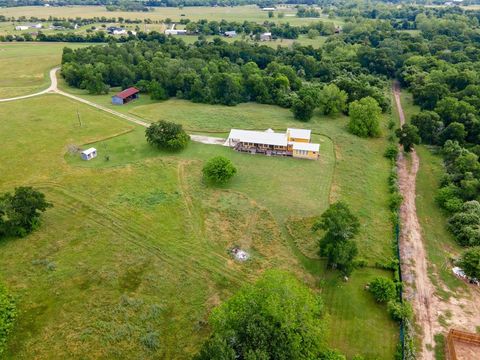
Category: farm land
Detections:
[{"x1": 0, "y1": 41, "x2": 399, "y2": 358}]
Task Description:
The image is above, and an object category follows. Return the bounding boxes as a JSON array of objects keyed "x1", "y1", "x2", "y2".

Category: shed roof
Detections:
[
  {"x1": 293, "y1": 142, "x2": 320, "y2": 152},
  {"x1": 114, "y1": 87, "x2": 139, "y2": 99},
  {"x1": 81, "y1": 147, "x2": 97, "y2": 155},
  {"x1": 287, "y1": 128, "x2": 311, "y2": 139},
  {"x1": 225, "y1": 129, "x2": 287, "y2": 146}
]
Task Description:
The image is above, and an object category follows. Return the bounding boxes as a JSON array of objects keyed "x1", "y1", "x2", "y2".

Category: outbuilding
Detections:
[
  {"x1": 81, "y1": 147, "x2": 97, "y2": 161},
  {"x1": 112, "y1": 87, "x2": 140, "y2": 105}
]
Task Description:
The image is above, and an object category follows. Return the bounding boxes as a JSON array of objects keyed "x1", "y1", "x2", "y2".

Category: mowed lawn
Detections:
[
  {"x1": 0, "y1": 94, "x2": 397, "y2": 359},
  {"x1": 0, "y1": 42, "x2": 89, "y2": 98},
  {"x1": 0, "y1": 5, "x2": 343, "y2": 26}
]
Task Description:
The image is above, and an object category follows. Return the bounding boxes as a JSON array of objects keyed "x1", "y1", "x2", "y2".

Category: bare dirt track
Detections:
[{"x1": 394, "y1": 82, "x2": 480, "y2": 360}]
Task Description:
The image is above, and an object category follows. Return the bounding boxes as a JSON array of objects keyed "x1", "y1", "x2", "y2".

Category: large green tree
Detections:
[
  {"x1": 0, "y1": 187, "x2": 52, "y2": 238},
  {"x1": 411, "y1": 111, "x2": 444, "y2": 145},
  {"x1": 347, "y1": 97, "x2": 382, "y2": 137},
  {"x1": 313, "y1": 202, "x2": 360, "y2": 276},
  {"x1": 145, "y1": 120, "x2": 190, "y2": 151},
  {"x1": 318, "y1": 84, "x2": 348, "y2": 115},
  {"x1": 194, "y1": 270, "x2": 334, "y2": 360},
  {"x1": 396, "y1": 124, "x2": 420, "y2": 152}
]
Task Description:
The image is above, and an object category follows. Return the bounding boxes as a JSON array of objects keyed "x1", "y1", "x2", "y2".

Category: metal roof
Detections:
[
  {"x1": 287, "y1": 128, "x2": 311, "y2": 140},
  {"x1": 81, "y1": 147, "x2": 97, "y2": 155},
  {"x1": 113, "y1": 87, "x2": 139, "y2": 99},
  {"x1": 292, "y1": 142, "x2": 320, "y2": 152},
  {"x1": 226, "y1": 129, "x2": 288, "y2": 146}
]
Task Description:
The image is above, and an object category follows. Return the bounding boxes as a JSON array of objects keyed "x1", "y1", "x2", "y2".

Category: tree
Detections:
[
  {"x1": 368, "y1": 277, "x2": 397, "y2": 303},
  {"x1": 194, "y1": 270, "x2": 335, "y2": 360},
  {"x1": 0, "y1": 187, "x2": 52, "y2": 238},
  {"x1": 0, "y1": 284, "x2": 16, "y2": 356},
  {"x1": 318, "y1": 84, "x2": 347, "y2": 115},
  {"x1": 411, "y1": 111, "x2": 443, "y2": 144},
  {"x1": 148, "y1": 81, "x2": 168, "y2": 100},
  {"x1": 202, "y1": 156, "x2": 237, "y2": 184},
  {"x1": 145, "y1": 120, "x2": 190, "y2": 151},
  {"x1": 396, "y1": 124, "x2": 420, "y2": 152},
  {"x1": 313, "y1": 202, "x2": 360, "y2": 276},
  {"x1": 307, "y1": 29, "x2": 319, "y2": 39},
  {"x1": 348, "y1": 97, "x2": 381, "y2": 137},
  {"x1": 448, "y1": 201, "x2": 480, "y2": 247},
  {"x1": 291, "y1": 95, "x2": 316, "y2": 121},
  {"x1": 459, "y1": 246, "x2": 480, "y2": 279},
  {"x1": 84, "y1": 75, "x2": 109, "y2": 95},
  {"x1": 441, "y1": 122, "x2": 466, "y2": 145}
]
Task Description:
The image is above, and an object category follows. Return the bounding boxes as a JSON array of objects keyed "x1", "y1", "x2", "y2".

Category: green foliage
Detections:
[
  {"x1": 291, "y1": 94, "x2": 316, "y2": 122},
  {"x1": 448, "y1": 201, "x2": 480, "y2": 247},
  {"x1": 411, "y1": 111, "x2": 443, "y2": 145},
  {"x1": 387, "y1": 300, "x2": 413, "y2": 322},
  {"x1": 145, "y1": 120, "x2": 190, "y2": 151},
  {"x1": 459, "y1": 246, "x2": 480, "y2": 279},
  {"x1": 0, "y1": 284, "x2": 16, "y2": 356},
  {"x1": 396, "y1": 124, "x2": 420, "y2": 152},
  {"x1": 348, "y1": 97, "x2": 382, "y2": 138},
  {"x1": 202, "y1": 156, "x2": 237, "y2": 184},
  {"x1": 318, "y1": 84, "x2": 348, "y2": 115},
  {"x1": 0, "y1": 187, "x2": 52, "y2": 238},
  {"x1": 148, "y1": 81, "x2": 168, "y2": 101},
  {"x1": 368, "y1": 277, "x2": 396, "y2": 303},
  {"x1": 384, "y1": 144, "x2": 398, "y2": 160},
  {"x1": 313, "y1": 202, "x2": 360, "y2": 276},
  {"x1": 195, "y1": 270, "x2": 331, "y2": 360}
]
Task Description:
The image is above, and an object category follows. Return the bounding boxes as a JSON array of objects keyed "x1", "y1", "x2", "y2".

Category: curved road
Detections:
[{"x1": 0, "y1": 67, "x2": 225, "y2": 145}]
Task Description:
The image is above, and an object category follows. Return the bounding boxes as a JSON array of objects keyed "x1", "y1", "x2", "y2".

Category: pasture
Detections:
[
  {"x1": 0, "y1": 5, "x2": 343, "y2": 26},
  {"x1": 0, "y1": 41, "x2": 397, "y2": 358},
  {"x1": 0, "y1": 42, "x2": 88, "y2": 98}
]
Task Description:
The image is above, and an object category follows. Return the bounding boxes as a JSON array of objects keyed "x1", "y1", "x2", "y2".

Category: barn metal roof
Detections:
[{"x1": 114, "y1": 87, "x2": 139, "y2": 99}]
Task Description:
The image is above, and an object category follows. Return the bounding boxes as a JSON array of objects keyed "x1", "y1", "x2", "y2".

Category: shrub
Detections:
[
  {"x1": 0, "y1": 284, "x2": 16, "y2": 355},
  {"x1": 459, "y1": 246, "x2": 480, "y2": 279},
  {"x1": 436, "y1": 184, "x2": 463, "y2": 213},
  {"x1": 448, "y1": 201, "x2": 480, "y2": 246},
  {"x1": 389, "y1": 192, "x2": 403, "y2": 211},
  {"x1": 145, "y1": 120, "x2": 190, "y2": 151},
  {"x1": 202, "y1": 157, "x2": 237, "y2": 184},
  {"x1": 384, "y1": 144, "x2": 399, "y2": 160},
  {"x1": 387, "y1": 300, "x2": 413, "y2": 322},
  {"x1": 368, "y1": 277, "x2": 397, "y2": 303}
]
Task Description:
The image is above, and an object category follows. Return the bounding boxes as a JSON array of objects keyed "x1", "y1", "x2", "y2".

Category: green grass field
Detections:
[
  {"x1": 0, "y1": 42, "x2": 89, "y2": 98},
  {"x1": 0, "y1": 5, "x2": 343, "y2": 26},
  {"x1": 0, "y1": 39, "x2": 398, "y2": 358}
]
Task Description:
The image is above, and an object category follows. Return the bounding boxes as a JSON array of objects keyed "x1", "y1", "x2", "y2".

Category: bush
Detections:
[
  {"x1": 368, "y1": 277, "x2": 397, "y2": 303},
  {"x1": 145, "y1": 120, "x2": 190, "y2": 151},
  {"x1": 384, "y1": 144, "x2": 399, "y2": 160},
  {"x1": 459, "y1": 246, "x2": 480, "y2": 279},
  {"x1": 0, "y1": 284, "x2": 16, "y2": 356},
  {"x1": 389, "y1": 192, "x2": 403, "y2": 211},
  {"x1": 387, "y1": 300, "x2": 413, "y2": 322},
  {"x1": 202, "y1": 157, "x2": 237, "y2": 184},
  {"x1": 448, "y1": 201, "x2": 480, "y2": 246}
]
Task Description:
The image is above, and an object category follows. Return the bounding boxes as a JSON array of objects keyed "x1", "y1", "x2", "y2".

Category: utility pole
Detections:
[{"x1": 76, "y1": 109, "x2": 82, "y2": 127}]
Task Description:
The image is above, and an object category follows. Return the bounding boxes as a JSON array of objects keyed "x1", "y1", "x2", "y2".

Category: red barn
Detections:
[{"x1": 112, "y1": 87, "x2": 140, "y2": 105}]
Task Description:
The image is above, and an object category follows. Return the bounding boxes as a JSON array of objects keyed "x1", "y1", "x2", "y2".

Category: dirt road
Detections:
[
  {"x1": 0, "y1": 68, "x2": 226, "y2": 145},
  {"x1": 394, "y1": 82, "x2": 480, "y2": 359}
]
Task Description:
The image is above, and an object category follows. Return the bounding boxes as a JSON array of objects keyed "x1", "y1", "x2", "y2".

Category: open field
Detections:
[
  {"x1": 0, "y1": 91, "x2": 397, "y2": 358},
  {"x1": 0, "y1": 42, "x2": 89, "y2": 98},
  {"x1": 0, "y1": 5, "x2": 343, "y2": 26}
]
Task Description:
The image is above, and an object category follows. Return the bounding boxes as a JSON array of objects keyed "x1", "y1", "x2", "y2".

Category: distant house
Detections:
[
  {"x1": 165, "y1": 29, "x2": 187, "y2": 35},
  {"x1": 112, "y1": 87, "x2": 140, "y2": 105},
  {"x1": 107, "y1": 26, "x2": 127, "y2": 35},
  {"x1": 15, "y1": 25, "x2": 29, "y2": 31},
  {"x1": 81, "y1": 148, "x2": 97, "y2": 161},
  {"x1": 260, "y1": 32, "x2": 272, "y2": 41},
  {"x1": 262, "y1": 7, "x2": 276, "y2": 11},
  {"x1": 224, "y1": 30, "x2": 237, "y2": 38},
  {"x1": 224, "y1": 128, "x2": 320, "y2": 160},
  {"x1": 15, "y1": 23, "x2": 41, "y2": 31}
]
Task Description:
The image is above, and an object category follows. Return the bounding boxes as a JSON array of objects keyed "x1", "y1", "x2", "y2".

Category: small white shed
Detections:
[{"x1": 81, "y1": 147, "x2": 97, "y2": 161}]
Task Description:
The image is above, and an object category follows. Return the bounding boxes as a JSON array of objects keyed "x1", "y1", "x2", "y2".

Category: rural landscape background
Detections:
[{"x1": 1, "y1": 1, "x2": 480, "y2": 359}]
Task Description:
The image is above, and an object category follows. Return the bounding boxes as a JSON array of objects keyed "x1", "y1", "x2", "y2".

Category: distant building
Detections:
[
  {"x1": 15, "y1": 23, "x2": 42, "y2": 31},
  {"x1": 262, "y1": 7, "x2": 276, "y2": 11},
  {"x1": 224, "y1": 30, "x2": 237, "y2": 38},
  {"x1": 225, "y1": 128, "x2": 320, "y2": 160},
  {"x1": 81, "y1": 148, "x2": 97, "y2": 161},
  {"x1": 107, "y1": 26, "x2": 127, "y2": 35},
  {"x1": 15, "y1": 25, "x2": 29, "y2": 31},
  {"x1": 165, "y1": 29, "x2": 187, "y2": 35},
  {"x1": 260, "y1": 32, "x2": 272, "y2": 41},
  {"x1": 112, "y1": 87, "x2": 140, "y2": 105}
]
